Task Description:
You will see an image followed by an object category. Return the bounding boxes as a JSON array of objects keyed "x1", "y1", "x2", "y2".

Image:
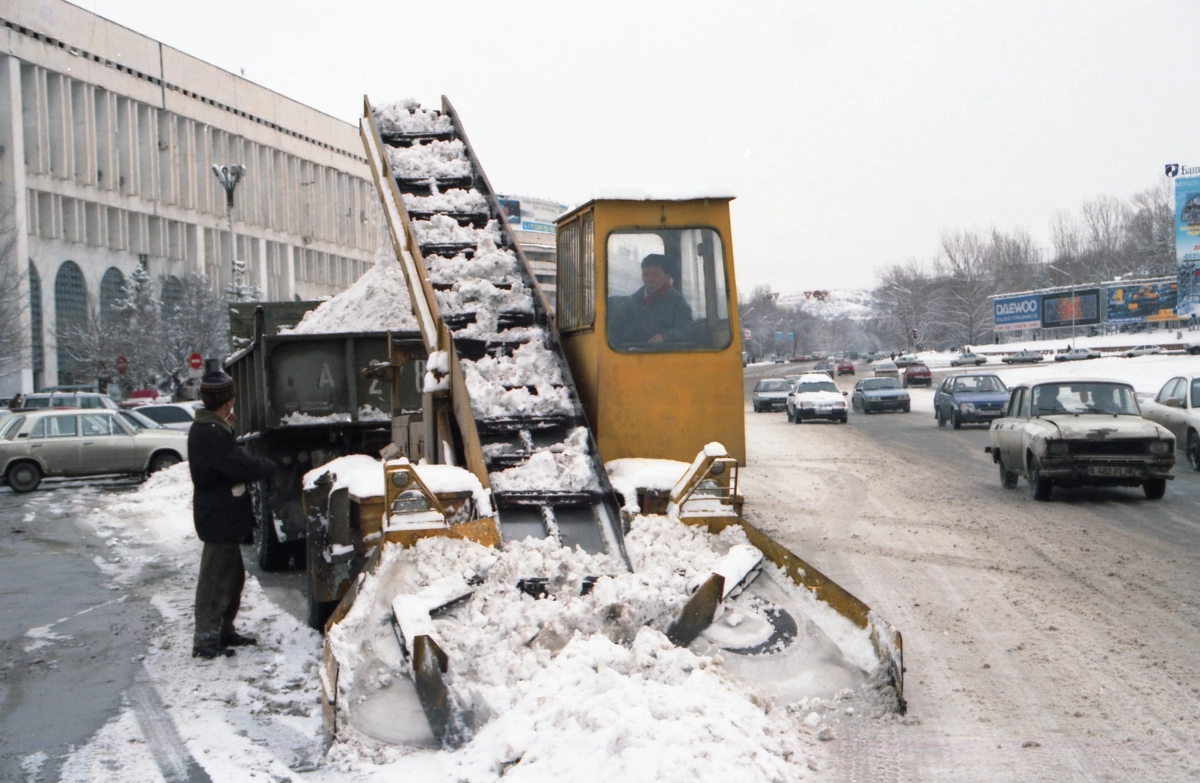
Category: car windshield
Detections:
[
  {"x1": 952, "y1": 376, "x2": 1006, "y2": 393},
  {"x1": 757, "y1": 380, "x2": 790, "y2": 392},
  {"x1": 795, "y1": 381, "x2": 839, "y2": 394},
  {"x1": 1031, "y1": 382, "x2": 1140, "y2": 416},
  {"x1": 120, "y1": 409, "x2": 162, "y2": 430},
  {"x1": 863, "y1": 378, "x2": 901, "y2": 390}
]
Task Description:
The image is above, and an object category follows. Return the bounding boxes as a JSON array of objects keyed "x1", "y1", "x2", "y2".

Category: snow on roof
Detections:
[
  {"x1": 282, "y1": 248, "x2": 418, "y2": 335},
  {"x1": 593, "y1": 186, "x2": 736, "y2": 201}
]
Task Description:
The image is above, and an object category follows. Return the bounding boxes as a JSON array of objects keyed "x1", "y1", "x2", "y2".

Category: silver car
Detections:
[
  {"x1": 0, "y1": 409, "x2": 188, "y2": 492},
  {"x1": 1140, "y1": 374, "x2": 1200, "y2": 471}
]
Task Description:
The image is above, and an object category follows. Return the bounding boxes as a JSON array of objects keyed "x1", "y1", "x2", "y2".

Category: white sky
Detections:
[{"x1": 79, "y1": 0, "x2": 1200, "y2": 294}]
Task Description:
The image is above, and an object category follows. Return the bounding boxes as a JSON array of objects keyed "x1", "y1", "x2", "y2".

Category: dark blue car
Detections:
[{"x1": 934, "y1": 374, "x2": 1009, "y2": 429}]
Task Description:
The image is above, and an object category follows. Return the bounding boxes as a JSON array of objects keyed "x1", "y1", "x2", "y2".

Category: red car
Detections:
[
  {"x1": 836, "y1": 359, "x2": 855, "y2": 376},
  {"x1": 902, "y1": 363, "x2": 931, "y2": 388}
]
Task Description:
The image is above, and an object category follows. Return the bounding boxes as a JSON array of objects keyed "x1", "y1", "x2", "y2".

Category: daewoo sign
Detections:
[{"x1": 993, "y1": 294, "x2": 1041, "y2": 331}]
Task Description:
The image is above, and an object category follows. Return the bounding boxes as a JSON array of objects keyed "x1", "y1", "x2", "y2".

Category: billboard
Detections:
[
  {"x1": 993, "y1": 294, "x2": 1041, "y2": 331},
  {"x1": 497, "y1": 195, "x2": 569, "y2": 235},
  {"x1": 1171, "y1": 165, "x2": 1200, "y2": 317},
  {"x1": 1041, "y1": 289, "x2": 1101, "y2": 329},
  {"x1": 1106, "y1": 281, "x2": 1179, "y2": 324}
]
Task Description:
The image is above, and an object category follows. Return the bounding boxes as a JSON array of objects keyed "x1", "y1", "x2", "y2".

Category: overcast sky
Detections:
[{"x1": 79, "y1": 0, "x2": 1200, "y2": 294}]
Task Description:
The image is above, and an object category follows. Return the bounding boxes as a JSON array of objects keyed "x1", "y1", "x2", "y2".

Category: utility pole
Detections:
[{"x1": 212, "y1": 164, "x2": 247, "y2": 299}]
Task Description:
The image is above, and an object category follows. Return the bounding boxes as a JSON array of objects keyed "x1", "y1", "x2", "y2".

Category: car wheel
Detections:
[
  {"x1": 862, "y1": 402, "x2": 872, "y2": 414},
  {"x1": 786, "y1": 407, "x2": 794, "y2": 422},
  {"x1": 6, "y1": 462, "x2": 41, "y2": 493},
  {"x1": 1028, "y1": 457, "x2": 1053, "y2": 501},
  {"x1": 1188, "y1": 431, "x2": 1200, "y2": 472},
  {"x1": 937, "y1": 407, "x2": 946, "y2": 427},
  {"x1": 794, "y1": 409, "x2": 803, "y2": 424},
  {"x1": 839, "y1": 416, "x2": 847, "y2": 424},
  {"x1": 998, "y1": 457, "x2": 1019, "y2": 489},
  {"x1": 1189, "y1": 346, "x2": 1200, "y2": 356},
  {"x1": 752, "y1": 402, "x2": 760, "y2": 412},
  {"x1": 1143, "y1": 478, "x2": 1167, "y2": 500},
  {"x1": 952, "y1": 411, "x2": 962, "y2": 430},
  {"x1": 147, "y1": 451, "x2": 180, "y2": 474},
  {"x1": 902, "y1": 404, "x2": 911, "y2": 413},
  {"x1": 253, "y1": 480, "x2": 289, "y2": 572}
]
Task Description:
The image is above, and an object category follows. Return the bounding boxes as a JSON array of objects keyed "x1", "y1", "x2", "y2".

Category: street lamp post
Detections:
[
  {"x1": 212, "y1": 164, "x2": 247, "y2": 299},
  {"x1": 1047, "y1": 265, "x2": 1077, "y2": 348}
]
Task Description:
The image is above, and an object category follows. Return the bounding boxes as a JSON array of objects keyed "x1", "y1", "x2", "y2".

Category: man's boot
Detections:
[
  {"x1": 220, "y1": 632, "x2": 257, "y2": 647},
  {"x1": 192, "y1": 643, "x2": 235, "y2": 659}
]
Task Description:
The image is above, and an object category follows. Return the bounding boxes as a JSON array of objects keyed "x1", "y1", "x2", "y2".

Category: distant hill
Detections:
[{"x1": 776, "y1": 289, "x2": 875, "y2": 320}]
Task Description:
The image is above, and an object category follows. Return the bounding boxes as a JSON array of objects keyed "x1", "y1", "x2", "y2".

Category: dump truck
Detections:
[{"x1": 301, "y1": 97, "x2": 904, "y2": 749}]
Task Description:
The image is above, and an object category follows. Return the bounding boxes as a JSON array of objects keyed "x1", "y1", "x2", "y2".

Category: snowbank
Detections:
[{"x1": 284, "y1": 250, "x2": 418, "y2": 335}]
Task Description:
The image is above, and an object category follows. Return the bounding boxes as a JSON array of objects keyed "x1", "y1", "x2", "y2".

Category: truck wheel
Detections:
[
  {"x1": 1188, "y1": 431, "x2": 1200, "y2": 472},
  {"x1": 998, "y1": 457, "x2": 1018, "y2": 489},
  {"x1": 6, "y1": 462, "x2": 41, "y2": 493},
  {"x1": 1143, "y1": 478, "x2": 1166, "y2": 500},
  {"x1": 253, "y1": 480, "x2": 289, "y2": 572},
  {"x1": 952, "y1": 411, "x2": 962, "y2": 430},
  {"x1": 306, "y1": 567, "x2": 338, "y2": 632},
  {"x1": 1028, "y1": 457, "x2": 1053, "y2": 501}
]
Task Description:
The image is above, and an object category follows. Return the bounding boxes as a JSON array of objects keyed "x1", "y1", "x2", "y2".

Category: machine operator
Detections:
[{"x1": 609, "y1": 253, "x2": 694, "y2": 348}]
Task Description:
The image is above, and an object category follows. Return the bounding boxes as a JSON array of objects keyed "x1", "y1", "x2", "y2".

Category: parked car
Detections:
[
  {"x1": 902, "y1": 363, "x2": 932, "y2": 388},
  {"x1": 1054, "y1": 347, "x2": 1101, "y2": 362},
  {"x1": 1140, "y1": 375, "x2": 1200, "y2": 471},
  {"x1": 0, "y1": 409, "x2": 188, "y2": 492},
  {"x1": 21, "y1": 392, "x2": 118, "y2": 410},
  {"x1": 1001, "y1": 350, "x2": 1045, "y2": 365},
  {"x1": 786, "y1": 374, "x2": 848, "y2": 423},
  {"x1": 752, "y1": 378, "x2": 792, "y2": 412},
  {"x1": 873, "y1": 361, "x2": 899, "y2": 379},
  {"x1": 851, "y1": 377, "x2": 911, "y2": 414},
  {"x1": 119, "y1": 389, "x2": 164, "y2": 409},
  {"x1": 985, "y1": 379, "x2": 1174, "y2": 501},
  {"x1": 1124, "y1": 345, "x2": 1162, "y2": 358},
  {"x1": 118, "y1": 408, "x2": 166, "y2": 431},
  {"x1": 934, "y1": 374, "x2": 1010, "y2": 429},
  {"x1": 836, "y1": 359, "x2": 856, "y2": 376},
  {"x1": 812, "y1": 361, "x2": 836, "y2": 378},
  {"x1": 950, "y1": 352, "x2": 988, "y2": 367},
  {"x1": 136, "y1": 402, "x2": 202, "y2": 431},
  {"x1": 893, "y1": 354, "x2": 919, "y2": 368}
]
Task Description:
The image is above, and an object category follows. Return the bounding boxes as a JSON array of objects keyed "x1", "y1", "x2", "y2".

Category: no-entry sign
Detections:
[{"x1": 189, "y1": 353, "x2": 203, "y2": 370}]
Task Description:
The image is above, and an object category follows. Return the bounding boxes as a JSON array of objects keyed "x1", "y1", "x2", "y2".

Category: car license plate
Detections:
[{"x1": 1088, "y1": 465, "x2": 1138, "y2": 477}]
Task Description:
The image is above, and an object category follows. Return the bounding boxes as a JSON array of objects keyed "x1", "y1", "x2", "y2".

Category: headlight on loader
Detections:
[
  {"x1": 1149, "y1": 440, "x2": 1172, "y2": 455},
  {"x1": 1047, "y1": 441, "x2": 1069, "y2": 455}
]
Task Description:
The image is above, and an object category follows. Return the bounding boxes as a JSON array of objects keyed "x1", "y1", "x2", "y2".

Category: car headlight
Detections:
[
  {"x1": 1149, "y1": 440, "x2": 1172, "y2": 455},
  {"x1": 959, "y1": 403, "x2": 975, "y2": 412},
  {"x1": 1047, "y1": 441, "x2": 1069, "y2": 455},
  {"x1": 800, "y1": 401, "x2": 814, "y2": 408}
]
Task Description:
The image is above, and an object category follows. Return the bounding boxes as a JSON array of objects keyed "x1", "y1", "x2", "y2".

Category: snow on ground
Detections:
[
  {"x1": 284, "y1": 248, "x2": 418, "y2": 335},
  {"x1": 52, "y1": 448, "x2": 871, "y2": 781},
  {"x1": 972, "y1": 324, "x2": 1197, "y2": 355}
]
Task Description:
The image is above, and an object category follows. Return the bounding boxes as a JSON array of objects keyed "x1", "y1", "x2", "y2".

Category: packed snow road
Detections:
[{"x1": 744, "y1": 362, "x2": 1200, "y2": 782}]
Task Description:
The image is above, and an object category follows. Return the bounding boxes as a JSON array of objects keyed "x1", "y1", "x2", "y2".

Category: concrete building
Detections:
[
  {"x1": 0, "y1": 0, "x2": 382, "y2": 394},
  {"x1": 498, "y1": 194, "x2": 566, "y2": 304}
]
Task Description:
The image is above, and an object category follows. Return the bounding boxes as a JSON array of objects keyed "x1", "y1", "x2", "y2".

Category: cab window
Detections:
[
  {"x1": 1156, "y1": 378, "x2": 1184, "y2": 404},
  {"x1": 1017, "y1": 388, "x2": 1031, "y2": 418},
  {"x1": 33, "y1": 415, "x2": 77, "y2": 438},
  {"x1": 606, "y1": 228, "x2": 731, "y2": 352},
  {"x1": 81, "y1": 414, "x2": 114, "y2": 436},
  {"x1": 1, "y1": 416, "x2": 24, "y2": 439},
  {"x1": 1191, "y1": 378, "x2": 1200, "y2": 408}
]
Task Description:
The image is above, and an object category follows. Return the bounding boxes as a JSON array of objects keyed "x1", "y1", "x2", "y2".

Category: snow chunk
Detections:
[
  {"x1": 462, "y1": 341, "x2": 573, "y2": 419},
  {"x1": 412, "y1": 215, "x2": 501, "y2": 246},
  {"x1": 606, "y1": 458, "x2": 690, "y2": 512},
  {"x1": 303, "y1": 454, "x2": 385, "y2": 498},
  {"x1": 283, "y1": 249, "x2": 417, "y2": 335},
  {"x1": 372, "y1": 99, "x2": 453, "y2": 135},
  {"x1": 386, "y1": 140, "x2": 471, "y2": 179},
  {"x1": 489, "y1": 427, "x2": 599, "y2": 493},
  {"x1": 426, "y1": 235, "x2": 520, "y2": 287},
  {"x1": 437, "y1": 278, "x2": 533, "y2": 325},
  {"x1": 403, "y1": 188, "x2": 487, "y2": 214}
]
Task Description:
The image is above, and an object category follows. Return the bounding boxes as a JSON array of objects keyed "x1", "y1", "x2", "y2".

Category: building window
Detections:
[
  {"x1": 555, "y1": 213, "x2": 594, "y2": 332},
  {"x1": 99, "y1": 267, "x2": 125, "y2": 323},
  {"x1": 54, "y1": 261, "x2": 88, "y2": 385},
  {"x1": 161, "y1": 276, "x2": 184, "y2": 317}
]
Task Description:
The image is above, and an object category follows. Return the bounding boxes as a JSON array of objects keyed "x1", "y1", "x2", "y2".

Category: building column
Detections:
[
  {"x1": 256, "y1": 236, "x2": 267, "y2": 297},
  {"x1": 0, "y1": 55, "x2": 33, "y2": 394},
  {"x1": 284, "y1": 243, "x2": 296, "y2": 301}
]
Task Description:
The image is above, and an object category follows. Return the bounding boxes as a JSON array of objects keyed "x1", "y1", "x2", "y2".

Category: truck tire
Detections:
[
  {"x1": 1143, "y1": 478, "x2": 1166, "y2": 500},
  {"x1": 1188, "y1": 431, "x2": 1200, "y2": 472},
  {"x1": 1028, "y1": 457, "x2": 1052, "y2": 501},
  {"x1": 253, "y1": 480, "x2": 289, "y2": 572}
]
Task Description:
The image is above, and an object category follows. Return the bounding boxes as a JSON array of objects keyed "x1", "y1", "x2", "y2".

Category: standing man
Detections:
[{"x1": 189, "y1": 370, "x2": 277, "y2": 659}]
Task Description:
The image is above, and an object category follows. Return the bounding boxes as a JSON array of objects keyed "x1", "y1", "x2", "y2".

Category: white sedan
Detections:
[
  {"x1": 1140, "y1": 375, "x2": 1200, "y2": 470},
  {"x1": 786, "y1": 374, "x2": 848, "y2": 424},
  {"x1": 1124, "y1": 345, "x2": 1162, "y2": 358},
  {"x1": 136, "y1": 402, "x2": 203, "y2": 431}
]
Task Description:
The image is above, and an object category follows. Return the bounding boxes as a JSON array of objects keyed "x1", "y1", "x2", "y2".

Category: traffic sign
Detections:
[
  {"x1": 116, "y1": 356, "x2": 128, "y2": 375},
  {"x1": 189, "y1": 353, "x2": 203, "y2": 370}
]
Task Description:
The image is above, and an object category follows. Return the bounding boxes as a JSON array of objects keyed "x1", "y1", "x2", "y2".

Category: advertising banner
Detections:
[
  {"x1": 498, "y1": 195, "x2": 569, "y2": 235},
  {"x1": 1171, "y1": 166, "x2": 1200, "y2": 317},
  {"x1": 1041, "y1": 289, "x2": 1101, "y2": 329},
  {"x1": 1106, "y1": 281, "x2": 1179, "y2": 324},
  {"x1": 993, "y1": 294, "x2": 1041, "y2": 331}
]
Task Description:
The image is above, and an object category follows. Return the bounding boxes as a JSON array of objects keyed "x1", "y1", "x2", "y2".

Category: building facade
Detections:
[
  {"x1": 498, "y1": 194, "x2": 566, "y2": 304},
  {"x1": 0, "y1": 0, "x2": 382, "y2": 394}
]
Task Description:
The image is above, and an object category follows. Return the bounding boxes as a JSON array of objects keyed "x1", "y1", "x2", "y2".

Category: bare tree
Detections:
[
  {"x1": 937, "y1": 231, "x2": 997, "y2": 346},
  {"x1": 0, "y1": 200, "x2": 25, "y2": 374}
]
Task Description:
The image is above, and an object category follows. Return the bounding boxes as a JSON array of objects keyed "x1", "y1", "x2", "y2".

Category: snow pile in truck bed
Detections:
[
  {"x1": 404, "y1": 188, "x2": 488, "y2": 214},
  {"x1": 426, "y1": 235, "x2": 521, "y2": 286},
  {"x1": 372, "y1": 99, "x2": 454, "y2": 135},
  {"x1": 489, "y1": 427, "x2": 598, "y2": 492},
  {"x1": 462, "y1": 341, "x2": 574, "y2": 420},
  {"x1": 327, "y1": 514, "x2": 819, "y2": 781},
  {"x1": 412, "y1": 215, "x2": 501, "y2": 246},
  {"x1": 283, "y1": 250, "x2": 417, "y2": 335},
  {"x1": 387, "y1": 139, "x2": 471, "y2": 179}
]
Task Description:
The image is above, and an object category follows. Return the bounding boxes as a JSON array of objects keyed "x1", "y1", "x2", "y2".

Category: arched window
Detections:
[
  {"x1": 161, "y1": 275, "x2": 184, "y2": 318},
  {"x1": 54, "y1": 261, "x2": 88, "y2": 385},
  {"x1": 99, "y1": 267, "x2": 125, "y2": 323},
  {"x1": 28, "y1": 261, "x2": 43, "y2": 379}
]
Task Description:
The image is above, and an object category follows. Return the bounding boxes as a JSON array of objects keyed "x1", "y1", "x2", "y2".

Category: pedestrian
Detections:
[
  {"x1": 188, "y1": 370, "x2": 277, "y2": 659},
  {"x1": 8, "y1": 393, "x2": 21, "y2": 409}
]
